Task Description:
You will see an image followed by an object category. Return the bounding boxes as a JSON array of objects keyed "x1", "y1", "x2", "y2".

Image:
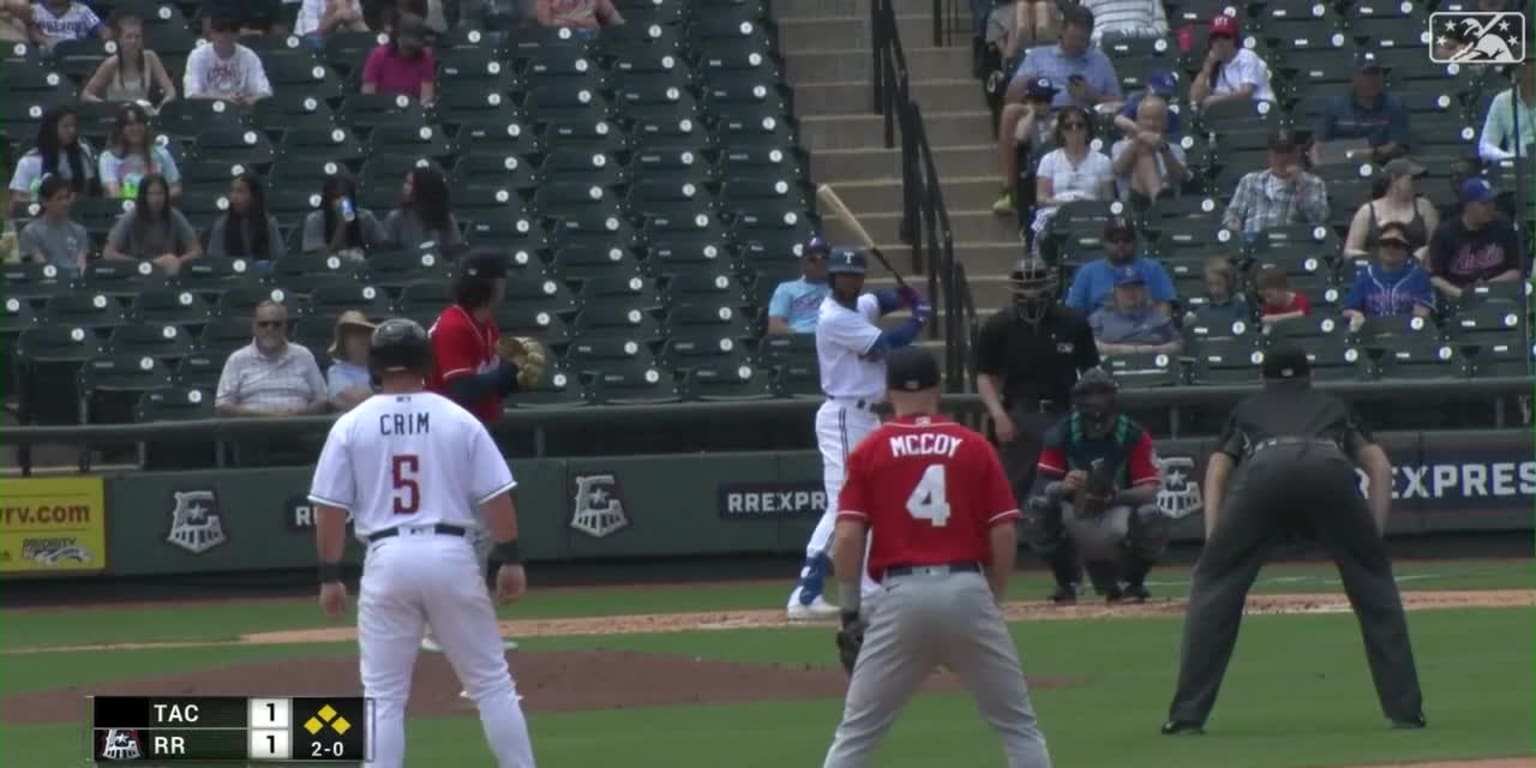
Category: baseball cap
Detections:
[
  {"x1": 1113, "y1": 265, "x2": 1146, "y2": 286},
  {"x1": 1382, "y1": 158, "x2": 1427, "y2": 179},
  {"x1": 885, "y1": 346, "x2": 941, "y2": 392},
  {"x1": 461, "y1": 249, "x2": 509, "y2": 279},
  {"x1": 1209, "y1": 14, "x2": 1239, "y2": 39},
  {"x1": 1354, "y1": 51, "x2": 1384, "y2": 73},
  {"x1": 803, "y1": 233, "x2": 830, "y2": 258},
  {"x1": 1103, "y1": 216, "x2": 1136, "y2": 240},
  {"x1": 1459, "y1": 177, "x2": 1499, "y2": 204},
  {"x1": 1267, "y1": 128, "x2": 1300, "y2": 152},
  {"x1": 1262, "y1": 344, "x2": 1311, "y2": 381},
  {"x1": 1026, "y1": 76, "x2": 1059, "y2": 99},
  {"x1": 1145, "y1": 70, "x2": 1178, "y2": 97}
]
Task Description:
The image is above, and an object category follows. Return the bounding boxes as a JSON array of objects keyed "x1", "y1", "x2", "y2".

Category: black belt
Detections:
[
  {"x1": 1249, "y1": 437, "x2": 1341, "y2": 458},
  {"x1": 367, "y1": 523, "x2": 469, "y2": 543},
  {"x1": 884, "y1": 561, "x2": 981, "y2": 579},
  {"x1": 827, "y1": 395, "x2": 880, "y2": 412}
]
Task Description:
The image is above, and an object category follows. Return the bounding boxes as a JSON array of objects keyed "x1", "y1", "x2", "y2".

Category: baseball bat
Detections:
[{"x1": 815, "y1": 183, "x2": 909, "y2": 290}]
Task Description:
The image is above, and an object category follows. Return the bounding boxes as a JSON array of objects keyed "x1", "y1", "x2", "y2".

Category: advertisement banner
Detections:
[{"x1": 0, "y1": 476, "x2": 108, "y2": 574}]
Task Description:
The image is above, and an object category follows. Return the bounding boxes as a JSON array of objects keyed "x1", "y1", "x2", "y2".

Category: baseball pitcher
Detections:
[
  {"x1": 823, "y1": 346, "x2": 1051, "y2": 768},
  {"x1": 788, "y1": 244, "x2": 930, "y2": 620},
  {"x1": 309, "y1": 319, "x2": 536, "y2": 768}
]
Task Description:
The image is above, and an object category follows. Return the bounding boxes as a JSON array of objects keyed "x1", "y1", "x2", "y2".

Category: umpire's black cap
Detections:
[
  {"x1": 1262, "y1": 343, "x2": 1311, "y2": 381},
  {"x1": 370, "y1": 318, "x2": 433, "y2": 376},
  {"x1": 886, "y1": 346, "x2": 941, "y2": 392}
]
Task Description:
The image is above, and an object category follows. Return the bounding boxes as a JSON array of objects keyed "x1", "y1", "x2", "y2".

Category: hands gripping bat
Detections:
[{"x1": 815, "y1": 183, "x2": 909, "y2": 291}]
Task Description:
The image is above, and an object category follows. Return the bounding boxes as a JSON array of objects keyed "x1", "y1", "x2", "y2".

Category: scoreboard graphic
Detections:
[{"x1": 90, "y1": 696, "x2": 372, "y2": 764}]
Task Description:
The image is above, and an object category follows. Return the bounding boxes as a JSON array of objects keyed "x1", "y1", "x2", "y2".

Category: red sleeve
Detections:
[
  {"x1": 1128, "y1": 432, "x2": 1160, "y2": 486},
  {"x1": 431, "y1": 314, "x2": 480, "y2": 382},
  {"x1": 419, "y1": 48, "x2": 437, "y2": 86},
  {"x1": 1037, "y1": 445, "x2": 1068, "y2": 476},
  {"x1": 980, "y1": 445, "x2": 1022, "y2": 526},
  {"x1": 1292, "y1": 292, "x2": 1311, "y2": 314},
  {"x1": 361, "y1": 47, "x2": 382, "y2": 86},
  {"x1": 835, "y1": 446, "x2": 870, "y2": 522}
]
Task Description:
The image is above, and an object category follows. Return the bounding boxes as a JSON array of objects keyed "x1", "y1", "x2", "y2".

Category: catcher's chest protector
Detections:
[{"x1": 1064, "y1": 414, "x2": 1140, "y2": 487}]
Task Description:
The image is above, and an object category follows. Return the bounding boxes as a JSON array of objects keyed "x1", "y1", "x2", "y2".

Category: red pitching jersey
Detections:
[
  {"x1": 837, "y1": 414, "x2": 1022, "y2": 581},
  {"x1": 427, "y1": 304, "x2": 502, "y2": 424}
]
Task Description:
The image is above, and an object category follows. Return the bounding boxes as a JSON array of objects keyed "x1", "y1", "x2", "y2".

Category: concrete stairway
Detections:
[{"x1": 778, "y1": 0, "x2": 1015, "y2": 371}]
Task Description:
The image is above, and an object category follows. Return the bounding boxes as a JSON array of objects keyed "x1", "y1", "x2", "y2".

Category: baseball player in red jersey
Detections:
[{"x1": 822, "y1": 347, "x2": 1053, "y2": 768}]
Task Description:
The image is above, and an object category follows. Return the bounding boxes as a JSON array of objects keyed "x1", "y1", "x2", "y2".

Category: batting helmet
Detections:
[
  {"x1": 370, "y1": 318, "x2": 433, "y2": 377},
  {"x1": 803, "y1": 233, "x2": 831, "y2": 258},
  {"x1": 826, "y1": 247, "x2": 867, "y2": 275}
]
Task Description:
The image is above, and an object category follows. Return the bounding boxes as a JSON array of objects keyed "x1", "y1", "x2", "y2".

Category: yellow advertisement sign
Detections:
[{"x1": 0, "y1": 477, "x2": 107, "y2": 573}]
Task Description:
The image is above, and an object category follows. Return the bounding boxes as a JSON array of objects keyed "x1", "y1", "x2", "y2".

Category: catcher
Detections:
[{"x1": 1025, "y1": 369, "x2": 1168, "y2": 603}]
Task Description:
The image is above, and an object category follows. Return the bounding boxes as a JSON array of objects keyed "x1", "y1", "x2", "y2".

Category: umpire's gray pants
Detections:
[{"x1": 823, "y1": 570, "x2": 1052, "y2": 768}]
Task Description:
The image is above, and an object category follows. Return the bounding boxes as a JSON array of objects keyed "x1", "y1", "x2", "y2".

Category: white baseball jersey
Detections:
[
  {"x1": 308, "y1": 391, "x2": 515, "y2": 538},
  {"x1": 816, "y1": 294, "x2": 886, "y2": 399}
]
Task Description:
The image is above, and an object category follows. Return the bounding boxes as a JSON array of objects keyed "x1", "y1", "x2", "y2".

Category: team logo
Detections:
[
  {"x1": 167, "y1": 490, "x2": 227, "y2": 554},
  {"x1": 98, "y1": 728, "x2": 143, "y2": 760},
  {"x1": 1430, "y1": 11, "x2": 1526, "y2": 64},
  {"x1": 570, "y1": 474, "x2": 629, "y2": 538},
  {"x1": 1154, "y1": 456, "x2": 1202, "y2": 519},
  {"x1": 21, "y1": 538, "x2": 91, "y2": 566}
]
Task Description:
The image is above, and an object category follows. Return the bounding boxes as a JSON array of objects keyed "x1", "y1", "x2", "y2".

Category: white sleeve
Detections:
[
  {"x1": 308, "y1": 419, "x2": 356, "y2": 509},
  {"x1": 468, "y1": 420, "x2": 516, "y2": 506},
  {"x1": 243, "y1": 49, "x2": 273, "y2": 98},
  {"x1": 821, "y1": 304, "x2": 882, "y2": 356},
  {"x1": 183, "y1": 47, "x2": 206, "y2": 97}
]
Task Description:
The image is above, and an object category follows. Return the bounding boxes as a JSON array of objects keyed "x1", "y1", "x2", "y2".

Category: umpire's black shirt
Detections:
[
  {"x1": 1216, "y1": 380, "x2": 1375, "y2": 465},
  {"x1": 975, "y1": 304, "x2": 1099, "y2": 409}
]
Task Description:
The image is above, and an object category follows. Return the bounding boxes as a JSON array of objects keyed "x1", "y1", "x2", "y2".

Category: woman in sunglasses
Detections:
[{"x1": 1029, "y1": 105, "x2": 1114, "y2": 248}]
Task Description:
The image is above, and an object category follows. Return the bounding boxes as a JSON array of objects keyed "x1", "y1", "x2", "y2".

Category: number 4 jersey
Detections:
[
  {"x1": 836, "y1": 414, "x2": 1022, "y2": 581},
  {"x1": 308, "y1": 391, "x2": 517, "y2": 538}
]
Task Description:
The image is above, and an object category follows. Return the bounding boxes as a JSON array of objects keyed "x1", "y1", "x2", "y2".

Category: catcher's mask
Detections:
[
  {"x1": 1010, "y1": 256, "x2": 1055, "y2": 323},
  {"x1": 1072, "y1": 368, "x2": 1119, "y2": 437},
  {"x1": 370, "y1": 318, "x2": 433, "y2": 377}
]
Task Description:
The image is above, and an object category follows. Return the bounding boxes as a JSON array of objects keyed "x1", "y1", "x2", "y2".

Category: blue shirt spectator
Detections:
[
  {"x1": 1091, "y1": 267, "x2": 1182, "y2": 355},
  {"x1": 1011, "y1": 5, "x2": 1121, "y2": 109},
  {"x1": 1065, "y1": 217, "x2": 1176, "y2": 315},
  {"x1": 1314, "y1": 54, "x2": 1411, "y2": 162},
  {"x1": 1342, "y1": 224, "x2": 1435, "y2": 325},
  {"x1": 767, "y1": 236, "x2": 831, "y2": 335}
]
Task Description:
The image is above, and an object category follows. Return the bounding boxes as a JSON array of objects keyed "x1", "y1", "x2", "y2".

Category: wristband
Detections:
[
  {"x1": 840, "y1": 609, "x2": 860, "y2": 628},
  {"x1": 319, "y1": 562, "x2": 343, "y2": 584},
  {"x1": 490, "y1": 540, "x2": 522, "y2": 565}
]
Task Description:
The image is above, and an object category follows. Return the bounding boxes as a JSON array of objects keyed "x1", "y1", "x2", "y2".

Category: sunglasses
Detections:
[{"x1": 255, "y1": 320, "x2": 285, "y2": 329}]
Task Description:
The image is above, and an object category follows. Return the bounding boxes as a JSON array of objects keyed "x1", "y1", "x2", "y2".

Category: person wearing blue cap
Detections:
[
  {"x1": 767, "y1": 235, "x2": 832, "y2": 335},
  {"x1": 1088, "y1": 266, "x2": 1180, "y2": 356},
  {"x1": 1113, "y1": 69, "x2": 1184, "y2": 139},
  {"x1": 1311, "y1": 51, "x2": 1411, "y2": 165},
  {"x1": 1427, "y1": 177, "x2": 1523, "y2": 301},
  {"x1": 993, "y1": 75, "x2": 1060, "y2": 215}
]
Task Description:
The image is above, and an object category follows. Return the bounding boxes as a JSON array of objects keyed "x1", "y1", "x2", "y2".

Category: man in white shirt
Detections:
[
  {"x1": 1190, "y1": 14, "x2": 1274, "y2": 109},
  {"x1": 1080, "y1": 0, "x2": 1167, "y2": 45},
  {"x1": 183, "y1": 15, "x2": 273, "y2": 103}
]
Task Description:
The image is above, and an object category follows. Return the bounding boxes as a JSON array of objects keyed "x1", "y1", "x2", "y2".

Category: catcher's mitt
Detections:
[
  {"x1": 835, "y1": 613, "x2": 867, "y2": 675},
  {"x1": 497, "y1": 336, "x2": 547, "y2": 390},
  {"x1": 1074, "y1": 459, "x2": 1115, "y2": 519}
]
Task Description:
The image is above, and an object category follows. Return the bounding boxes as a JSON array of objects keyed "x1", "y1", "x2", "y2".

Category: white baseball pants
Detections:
[{"x1": 804, "y1": 400, "x2": 882, "y2": 597}]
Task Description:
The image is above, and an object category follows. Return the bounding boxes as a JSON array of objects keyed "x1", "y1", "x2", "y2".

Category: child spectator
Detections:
[
  {"x1": 82, "y1": 15, "x2": 178, "y2": 106},
  {"x1": 103, "y1": 174, "x2": 201, "y2": 274},
  {"x1": 384, "y1": 166, "x2": 461, "y2": 254},
  {"x1": 1256, "y1": 266, "x2": 1311, "y2": 325},
  {"x1": 18, "y1": 175, "x2": 89, "y2": 277},
  {"x1": 183, "y1": 16, "x2": 273, "y2": 103},
  {"x1": 1184, "y1": 256, "x2": 1250, "y2": 331},
  {"x1": 208, "y1": 172, "x2": 284, "y2": 267},
  {"x1": 8, "y1": 105, "x2": 96, "y2": 209},
  {"x1": 301, "y1": 172, "x2": 385, "y2": 262},
  {"x1": 1341, "y1": 222, "x2": 1434, "y2": 330},
  {"x1": 361, "y1": 13, "x2": 435, "y2": 106},
  {"x1": 98, "y1": 104, "x2": 182, "y2": 199}
]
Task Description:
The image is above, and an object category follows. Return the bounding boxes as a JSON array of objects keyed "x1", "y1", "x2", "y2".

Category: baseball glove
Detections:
[
  {"x1": 496, "y1": 336, "x2": 548, "y2": 390},
  {"x1": 835, "y1": 612, "x2": 867, "y2": 675},
  {"x1": 1074, "y1": 460, "x2": 1116, "y2": 519}
]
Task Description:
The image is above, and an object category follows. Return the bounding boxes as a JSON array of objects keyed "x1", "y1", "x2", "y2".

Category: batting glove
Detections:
[{"x1": 896, "y1": 285, "x2": 922, "y2": 308}]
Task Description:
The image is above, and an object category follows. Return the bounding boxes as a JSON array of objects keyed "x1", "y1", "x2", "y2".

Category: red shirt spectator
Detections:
[
  {"x1": 362, "y1": 13, "x2": 435, "y2": 105},
  {"x1": 1256, "y1": 265, "x2": 1312, "y2": 324}
]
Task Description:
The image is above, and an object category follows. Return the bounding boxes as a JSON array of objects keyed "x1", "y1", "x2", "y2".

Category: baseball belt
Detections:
[
  {"x1": 884, "y1": 561, "x2": 981, "y2": 579},
  {"x1": 367, "y1": 523, "x2": 469, "y2": 543}
]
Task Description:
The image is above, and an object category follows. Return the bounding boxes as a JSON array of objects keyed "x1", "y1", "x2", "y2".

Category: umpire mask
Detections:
[
  {"x1": 1072, "y1": 369, "x2": 1119, "y2": 437},
  {"x1": 1010, "y1": 256, "x2": 1055, "y2": 324}
]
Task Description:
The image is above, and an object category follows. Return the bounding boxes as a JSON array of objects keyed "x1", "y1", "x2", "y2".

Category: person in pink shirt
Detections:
[{"x1": 361, "y1": 12, "x2": 434, "y2": 106}]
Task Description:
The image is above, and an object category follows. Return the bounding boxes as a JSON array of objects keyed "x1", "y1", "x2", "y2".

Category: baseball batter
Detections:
[
  {"x1": 823, "y1": 347, "x2": 1052, "y2": 768},
  {"x1": 309, "y1": 319, "x2": 536, "y2": 768},
  {"x1": 789, "y1": 245, "x2": 931, "y2": 619}
]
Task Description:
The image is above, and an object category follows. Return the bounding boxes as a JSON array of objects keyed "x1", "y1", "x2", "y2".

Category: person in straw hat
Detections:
[{"x1": 328, "y1": 310, "x2": 377, "y2": 412}]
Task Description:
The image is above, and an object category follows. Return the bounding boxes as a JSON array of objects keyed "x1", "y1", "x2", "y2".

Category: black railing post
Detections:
[{"x1": 871, "y1": 0, "x2": 884, "y2": 115}]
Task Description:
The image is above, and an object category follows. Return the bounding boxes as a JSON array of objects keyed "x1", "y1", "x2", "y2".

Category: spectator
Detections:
[
  {"x1": 215, "y1": 300, "x2": 329, "y2": 417},
  {"x1": 326, "y1": 310, "x2": 376, "y2": 412},
  {"x1": 1189, "y1": 14, "x2": 1274, "y2": 109},
  {"x1": 1341, "y1": 222, "x2": 1435, "y2": 330},
  {"x1": 361, "y1": 12, "x2": 435, "y2": 106},
  {"x1": 1428, "y1": 177, "x2": 1523, "y2": 300},
  {"x1": 982, "y1": 0, "x2": 1030, "y2": 66},
  {"x1": 535, "y1": 0, "x2": 624, "y2": 31},
  {"x1": 302, "y1": 172, "x2": 386, "y2": 261},
  {"x1": 1184, "y1": 256, "x2": 1250, "y2": 329},
  {"x1": 1114, "y1": 69, "x2": 1183, "y2": 139},
  {"x1": 1255, "y1": 266, "x2": 1311, "y2": 325},
  {"x1": 294, "y1": 0, "x2": 367, "y2": 42},
  {"x1": 1064, "y1": 216, "x2": 1175, "y2": 315},
  {"x1": 97, "y1": 104, "x2": 182, "y2": 200},
  {"x1": 82, "y1": 15, "x2": 177, "y2": 105},
  {"x1": 102, "y1": 173, "x2": 200, "y2": 273},
  {"x1": 0, "y1": 0, "x2": 29, "y2": 42},
  {"x1": 384, "y1": 166, "x2": 461, "y2": 253},
  {"x1": 183, "y1": 16, "x2": 273, "y2": 103},
  {"x1": 1343, "y1": 158, "x2": 1439, "y2": 262},
  {"x1": 1310, "y1": 52, "x2": 1410, "y2": 164},
  {"x1": 200, "y1": 0, "x2": 287, "y2": 37},
  {"x1": 1090, "y1": 267, "x2": 1181, "y2": 355},
  {"x1": 27, "y1": 0, "x2": 103, "y2": 51},
  {"x1": 1223, "y1": 129, "x2": 1329, "y2": 236},
  {"x1": 208, "y1": 172, "x2": 284, "y2": 266},
  {"x1": 766, "y1": 235, "x2": 830, "y2": 335},
  {"x1": 1029, "y1": 105, "x2": 1114, "y2": 245},
  {"x1": 373, "y1": 0, "x2": 427, "y2": 33},
  {"x1": 1080, "y1": 0, "x2": 1167, "y2": 45},
  {"x1": 8, "y1": 105, "x2": 96, "y2": 209},
  {"x1": 992, "y1": 76, "x2": 1058, "y2": 215},
  {"x1": 1005, "y1": 5, "x2": 1120, "y2": 111},
  {"x1": 17, "y1": 175, "x2": 88, "y2": 277},
  {"x1": 1109, "y1": 93, "x2": 1191, "y2": 204},
  {"x1": 1477, "y1": 57, "x2": 1534, "y2": 161}
]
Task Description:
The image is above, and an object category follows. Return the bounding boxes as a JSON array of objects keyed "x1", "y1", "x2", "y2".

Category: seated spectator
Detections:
[
  {"x1": 1064, "y1": 216, "x2": 1175, "y2": 315},
  {"x1": 1030, "y1": 105, "x2": 1114, "y2": 244},
  {"x1": 326, "y1": 310, "x2": 376, "y2": 412},
  {"x1": 1255, "y1": 266, "x2": 1311, "y2": 325},
  {"x1": 183, "y1": 16, "x2": 273, "y2": 103},
  {"x1": 767, "y1": 236, "x2": 830, "y2": 335},
  {"x1": 200, "y1": 0, "x2": 287, "y2": 37},
  {"x1": 1184, "y1": 256, "x2": 1250, "y2": 329},
  {"x1": 8, "y1": 105, "x2": 96, "y2": 209},
  {"x1": 103, "y1": 174, "x2": 200, "y2": 273},
  {"x1": 1341, "y1": 222, "x2": 1435, "y2": 330},
  {"x1": 993, "y1": 77, "x2": 1058, "y2": 215},
  {"x1": 1428, "y1": 178, "x2": 1523, "y2": 300},
  {"x1": 1477, "y1": 57, "x2": 1534, "y2": 161},
  {"x1": 17, "y1": 175, "x2": 88, "y2": 278},
  {"x1": 82, "y1": 15, "x2": 177, "y2": 106},
  {"x1": 535, "y1": 0, "x2": 624, "y2": 31},
  {"x1": 1343, "y1": 158, "x2": 1438, "y2": 262},
  {"x1": 216, "y1": 300, "x2": 329, "y2": 417},
  {"x1": 1223, "y1": 129, "x2": 1329, "y2": 236},
  {"x1": 982, "y1": 0, "x2": 1031, "y2": 66},
  {"x1": 98, "y1": 104, "x2": 182, "y2": 199},
  {"x1": 384, "y1": 166, "x2": 462, "y2": 253},
  {"x1": 1007, "y1": 6, "x2": 1120, "y2": 111},
  {"x1": 208, "y1": 172, "x2": 284, "y2": 266},
  {"x1": 1310, "y1": 53, "x2": 1410, "y2": 164},
  {"x1": 362, "y1": 13, "x2": 435, "y2": 106},
  {"x1": 302, "y1": 172, "x2": 385, "y2": 261},
  {"x1": 0, "y1": 0, "x2": 29, "y2": 42},
  {"x1": 294, "y1": 0, "x2": 367, "y2": 42},
  {"x1": 1091, "y1": 268, "x2": 1181, "y2": 355},
  {"x1": 27, "y1": 0, "x2": 103, "y2": 51},
  {"x1": 1109, "y1": 93, "x2": 1191, "y2": 204},
  {"x1": 1189, "y1": 14, "x2": 1274, "y2": 109},
  {"x1": 1113, "y1": 69, "x2": 1182, "y2": 139},
  {"x1": 1081, "y1": 0, "x2": 1167, "y2": 45}
]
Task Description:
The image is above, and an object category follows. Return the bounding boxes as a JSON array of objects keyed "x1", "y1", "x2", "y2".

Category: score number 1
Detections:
[{"x1": 247, "y1": 699, "x2": 291, "y2": 761}]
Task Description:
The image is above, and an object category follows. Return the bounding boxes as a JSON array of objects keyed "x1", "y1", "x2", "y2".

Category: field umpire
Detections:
[
  {"x1": 976, "y1": 256, "x2": 1100, "y2": 599},
  {"x1": 1162, "y1": 344, "x2": 1425, "y2": 735}
]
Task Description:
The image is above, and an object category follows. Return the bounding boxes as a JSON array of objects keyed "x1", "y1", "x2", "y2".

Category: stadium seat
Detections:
[
  {"x1": 1104, "y1": 351, "x2": 1182, "y2": 388},
  {"x1": 534, "y1": 181, "x2": 621, "y2": 221},
  {"x1": 1357, "y1": 314, "x2": 1439, "y2": 346},
  {"x1": 214, "y1": 285, "x2": 291, "y2": 319},
  {"x1": 551, "y1": 211, "x2": 641, "y2": 251},
  {"x1": 1295, "y1": 335, "x2": 1370, "y2": 382},
  {"x1": 368, "y1": 123, "x2": 453, "y2": 163},
  {"x1": 278, "y1": 125, "x2": 368, "y2": 166},
  {"x1": 1264, "y1": 313, "x2": 1348, "y2": 344},
  {"x1": 107, "y1": 323, "x2": 194, "y2": 361},
  {"x1": 585, "y1": 364, "x2": 681, "y2": 405},
  {"x1": 1447, "y1": 303, "x2": 1527, "y2": 348},
  {"x1": 540, "y1": 148, "x2": 628, "y2": 187},
  {"x1": 1189, "y1": 336, "x2": 1263, "y2": 385},
  {"x1": 718, "y1": 145, "x2": 807, "y2": 182},
  {"x1": 505, "y1": 274, "x2": 579, "y2": 315},
  {"x1": 454, "y1": 151, "x2": 541, "y2": 192},
  {"x1": 511, "y1": 362, "x2": 584, "y2": 408},
  {"x1": 492, "y1": 304, "x2": 573, "y2": 347},
  {"x1": 1464, "y1": 338, "x2": 1533, "y2": 379},
  {"x1": 683, "y1": 362, "x2": 775, "y2": 401},
  {"x1": 79, "y1": 353, "x2": 174, "y2": 424},
  {"x1": 16, "y1": 325, "x2": 104, "y2": 425},
  {"x1": 363, "y1": 248, "x2": 452, "y2": 291},
  {"x1": 551, "y1": 244, "x2": 643, "y2": 283},
  {"x1": 660, "y1": 335, "x2": 750, "y2": 371},
  {"x1": 1371, "y1": 336, "x2": 1464, "y2": 380},
  {"x1": 433, "y1": 90, "x2": 520, "y2": 133},
  {"x1": 174, "y1": 352, "x2": 224, "y2": 391},
  {"x1": 175, "y1": 258, "x2": 261, "y2": 301},
  {"x1": 323, "y1": 30, "x2": 388, "y2": 77},
  {"x1": 579, "y1": 275, "x2": 664, "y2": 313},
  {"x1": 253, "y1": 91, "x2": 338, "y2": 134},
  {"x1": 192, "y1": 122, "x2": 276, "y2": 166},
  {"x1": 42, "y1": 292, "x2": 126, "y2": 332},
  {"x1": 303, "y1": 281, "x2": 392, "y2": 319},
  {"x1": 665, "y1": 273, "x2": 747, "y2": 309},
  {"x1": 1, "y1": 262, "x2": 71, "y2": 303},
  {"x1": 1349, "y1": 16, "x2": 1429, "y2": 49},
  {"x1": 0, "y1": 296, "x2": 37, "y2": 383},
  {"x1": 571, "y1": 303, "x2": 662, "y2": 342},
  {"x1": 773, "y1": 354, "x2": 821, "y2": 398},
  {"x1": 647, "y1": 234, "x2": 734, "y2": 279},
  {"x1": 1182, "y1": 308, "x2": 1254, "y2": 340},
  {"x1": 565, "y1": 336, "x2": 657, "y2": 379},
  {"x1": 49, "y1": 37, "x2": 112, "y2": 82},
  {"x1": 664, "y1": 303, "x2": 754, "y2": 341},
  {"x1": 261, "y1": 49, "x2": 343, "y2": 102},
  {"x1": 467, "y1": 216, "x2": 549, "y2": 251},
  {"x1": 627, "y1": 178, "x2": 716, "y2": 222},
  {"x1": 136, "y1": 385, "x2": 216, "y2": 422},
  {"x1": 339, "y1": 93, "x2": 430, "y2": 133},
  {"x1": 197, "y1": 316, "x2": 257, "y2": 358}
]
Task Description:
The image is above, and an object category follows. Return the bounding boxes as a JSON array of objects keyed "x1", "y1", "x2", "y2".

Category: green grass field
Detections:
[{"x1": 3, "y1": 559, "x2": 1532, "y2": 767}]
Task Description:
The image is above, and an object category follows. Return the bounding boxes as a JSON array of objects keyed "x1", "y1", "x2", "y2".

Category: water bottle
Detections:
[{"x1": 339, "y1": 196, "x2": 356, "y2": 223}]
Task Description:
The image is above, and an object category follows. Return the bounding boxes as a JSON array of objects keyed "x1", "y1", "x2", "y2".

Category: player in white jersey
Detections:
[
  {"x1": 787, "y1": 246, "x2": 931, "y2": 620},
  {"x1": 309, "y1": 319, "x2": 536, "y2": 768}
]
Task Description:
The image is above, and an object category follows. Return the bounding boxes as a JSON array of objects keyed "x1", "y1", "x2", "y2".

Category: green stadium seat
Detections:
[
  {"x1": 551, "y1": 244, "x2": 643, "y2": 283},
  {"x1": 660, "y1": 335, "x2": 749, "y2": 372},
  {"x1": 1295, "y1": 335, "x2": 1371, "y2": 382},
  {"x1": 664, "y1": 272, "x2": 747, "y2": 308},
  {"x1": 277, "y1": 125, "x2": 368, "y2": 166},
  {"x1": 368, "y1": 123, "x2": 453, "y2": 163},
  {"x1": 362, "y1": 249, "x2": 451, "y2": 292},
  {"x1": 565, "y1": 337, "x2": 657, "y2": 381},
  {"x1": 1189, "y1": 336, "x2": 1263, "y2": 386},
  {"x1": 1, "y1": 262, "x2": 71, "y2": 303},
  {"x1": 107, "y1": 323, "x2": 194, "y2": 362},
  {"x1": 646, "y1": 234, "x2": 733, "y2": 279},
  {"x1": 683, "y1": 362, "x2": 775, "y2": 401},
  {"x1": 42, "y1": 292, "x2": 126, "y2": 332},
  {"x1": 136, "y1": 385, "x2": 216, "y2": 422},
  {"x1": 339, "y1": 93, "x2": 430, "y2": 133},
  {"x1": 454, "y1": 151, "x2": 541, "y2": 192},
  {"x1": 174, "y1": 353, "x2": 224, "y2": 390},
  {"x1": 571, "y1": 303, "x2": 662, "y2": 343},
  {"x1": 579, "y1": 275, "x2": 663, "y2": 313},
  {"x1": 175, "y1": 258, "x2": 261, "y2": 302},
  {"x1": 303, "y1": 281, "x2": 392, "y2": 319},
  {"x1": 253, "y1": 91, "x2": 338, "y2": 134},
  {"x1": 663, "y1": 303, "x2": 753, "y2": 341},
  {"x1": 197, "y1": 317, "x2": 257, "y2": 358},
  {"x1": 214, "y1": 285, "x2": 291, "y2": 319},
  {"x1": 80, "y1": 353, "x2": 175, "y2": 424},
  {"x1": 504, "y1": 274, "x2": 579, "y2": 315},
  {"x1": 1103, "y1": 351, "x2": 1182, "y2": 388},
  {"x1": 773, "y1": 354, "x2": 821, "y2": 398},
  {"x1": 585, "y1": 364, "x2": 681, "y2": 405},
  {"x1": 260, "y1": 49, "x2": 343, "y2": 102},
  {"x1": 193, "y1": 122, "x2": 276, "y2": 166},
  {"x1": 511, "y1": 362, "x2": 583, "y2": 408},
  {"x1": 17, "y1": 325, "x2": 104, "y2": 425},
  {"x1": 1370, "y1": 336, "x2": 1465, "y2": 380},
  {"x1": 492, "y1": 305, "x2": 573, "y2": 348}
]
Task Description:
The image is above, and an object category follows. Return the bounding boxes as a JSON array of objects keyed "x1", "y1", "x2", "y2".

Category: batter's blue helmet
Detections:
[
  {"x1": 370, "y1": 318, "x2": 433, "y2": 377},
  {"x1": 826, "y1": 248, "x2": 867, "y2": 275}
]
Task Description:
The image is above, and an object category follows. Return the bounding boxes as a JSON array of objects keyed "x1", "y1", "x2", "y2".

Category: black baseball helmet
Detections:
[
  {"x1": 1072, "y1": 368, "x2": 1118, "y2": 433},
  {"x1": 826, "y1": 248, "x2": 868, "y2": 275},
  {"x1": 370, "y1": 318, "x2": 432, "y2": 377}
]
